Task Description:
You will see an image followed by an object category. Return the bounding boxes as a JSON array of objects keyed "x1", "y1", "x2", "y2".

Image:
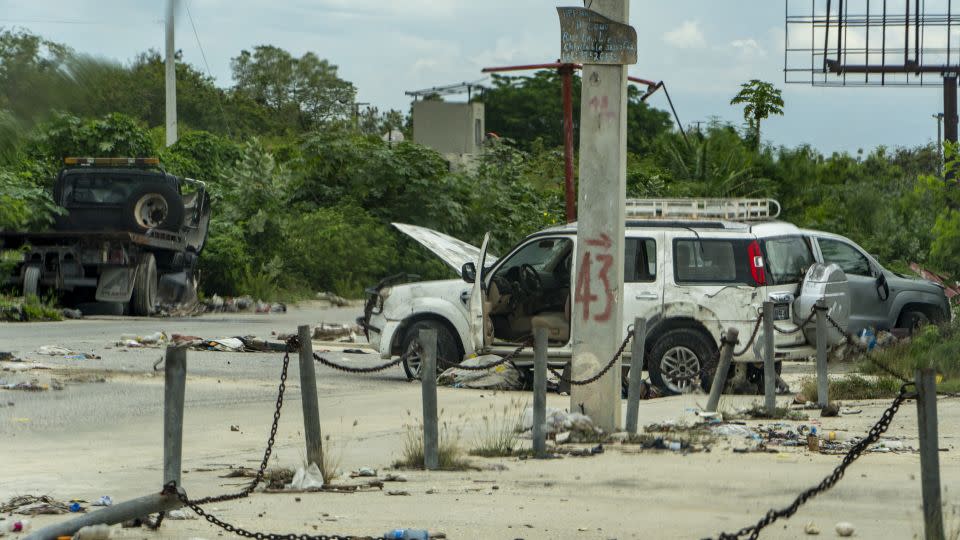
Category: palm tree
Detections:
[{"x1": 730, "y1": 80, "x2": 784, "y2": 150}]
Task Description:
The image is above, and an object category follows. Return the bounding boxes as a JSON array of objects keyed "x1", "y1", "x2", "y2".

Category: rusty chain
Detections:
[
  {"x1": 772, "y1": 307, "x2": 818, "y2": 335},
  {"x1": 313, "y1": 353, "x2": 406, "y2": 374},
  {"x1": 734, "y1": 314, "x2": 764, "y2": 356},
  {"x1": 709, "y1": 383, "x2": 915, "y2": 540},
  {"x1": 549, "y1": 329, "x2": 634, "y2": 386},
  {"x1": 156, "y1": 336, "x2": 384, "y2": 539},
  {"x1": 446, "y1": 340, "x2": 530, "y2": 371}
]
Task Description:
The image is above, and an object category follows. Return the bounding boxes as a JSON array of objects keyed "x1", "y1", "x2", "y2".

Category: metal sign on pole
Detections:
[{"x1": 559, "y1": 1, "x2": 635, "y2": 432}]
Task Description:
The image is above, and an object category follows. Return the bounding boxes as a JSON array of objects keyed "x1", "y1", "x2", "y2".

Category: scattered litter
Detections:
[
  {"x1": 820, "y1": 403, "x2": 840, "y2": 417},
  {"x1": 316, "y1": 292, "x2": 349, "y2": 307},
  {"x1": 287, "y1": 464, "x2": 325, "y2": 491},
  {"x1": 522, "y1": 408, "x2": 598, "y2": 439},
  {"x1": 92, "y1": 496, "x2": 113, "y2": 507},
  {"x1": 804, "y1": 521, "x2": 820, "y2": 535},
  {"x1": 2, "y1": 379, "x2": 49, "y2": 391},
  {"x1": 835, "y1": 522, "x2": 855, "y2": 537},
  {"x1": 384, "y1": 473, "x2": 407, "y2": 482},
  {"x1": 172, "y1": 334, "x2": 203, "y2": 346},
  {"x1": 230, "y1": 425, "x2": 240, "y2": 432},
  {"x1": 312, "y1": 322, "x2": 361, "y2": 342},
  {"x1": 198, "y1": 337, "x2": 245, "y2": 352},
  {"x1": 351, "y1": 467, "x2": 377, "y2": 478},
  {"x1": 556, "y1": 444, "x2": 604, "y2": 457},
  {"x1": 386, "y1": 490, "x2": 411, "y2": 496},
  {"x1": 840, "y1": 408, "x2": 862, "y2": 415},
  {"x1": 61, "y1": 308, "x2": 83, "y2": 320},
  {"x1": 710, "y1": 424, "x2": 758, "y2": 439},
  {"x1": 2, "y1": 518, "x2": 30, "y2": 533},
  {"x1": 1, "y1": 360, "x2": 52, "y2": 372},
  {"x1": 342, "y1": 349, "x2": 368, "y2": 354},
  {"x1": 72, "y1": 523, "x2": 111, "y2": 539},
  {"x1": 35, "y1": 346, "x2": 99, "y2": 359},
  {"x1": 439, "y1": 355, "x2": 524, "y2": 390},
  {"x1": 116, "y1": 332, "x2": 167, "y2": 348},
  {"x1": 68, "y1": 502, "x2": 83, "y2": 513},
  {"x1": 165, "y1": 509, "x2": 196, "y2": 520},
  {"x1": 2, "y1": 495, "x2": 70, "y2": 515}
]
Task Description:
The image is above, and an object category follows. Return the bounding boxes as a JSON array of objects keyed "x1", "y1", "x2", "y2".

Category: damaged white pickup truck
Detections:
[{"x1": 358, "y1": 199, "x2": 949, "y2": 395}]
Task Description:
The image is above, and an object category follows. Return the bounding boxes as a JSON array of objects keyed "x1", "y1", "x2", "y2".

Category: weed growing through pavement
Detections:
[
  {"x1": 393, "y1": 409, "x2": 471, "y2": 470},
  {"x1": 727, "y1": 401, "x2": 809, "y2": 421},
  {"x1": 798, "y1": 374, "x2": 901, "y2": 402},
  {"x1": 469, "y1": 398, "x2": 527, "y2": 458}
]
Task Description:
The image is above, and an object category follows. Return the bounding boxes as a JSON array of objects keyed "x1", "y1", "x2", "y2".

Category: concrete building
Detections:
[{"x1": 412, "y1": 100, "x2": 485, "y2": 166}]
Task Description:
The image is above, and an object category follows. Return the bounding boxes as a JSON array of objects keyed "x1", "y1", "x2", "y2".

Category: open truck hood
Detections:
[{"x1": 392, "y1": 223, "x2": 497, "y2": 276}]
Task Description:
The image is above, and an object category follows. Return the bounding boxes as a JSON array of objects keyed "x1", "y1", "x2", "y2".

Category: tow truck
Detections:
[{"x1": 0, "y1": 157, "x2": 211, "y2": 315}]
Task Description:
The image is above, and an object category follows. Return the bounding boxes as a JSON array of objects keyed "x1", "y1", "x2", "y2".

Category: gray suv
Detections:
[{"x1": 803, "y1": 230, "x2": 951, "y2": 333}]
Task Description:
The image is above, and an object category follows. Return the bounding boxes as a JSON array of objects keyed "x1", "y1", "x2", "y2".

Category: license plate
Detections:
[{"x1": 774, "y1": 304, "x2": 790, "y2": 321}]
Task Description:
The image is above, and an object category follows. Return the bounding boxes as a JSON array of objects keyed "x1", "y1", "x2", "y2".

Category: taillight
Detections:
[{"x1": 748, "y1": 241, "x2": 766, "y2": 285}]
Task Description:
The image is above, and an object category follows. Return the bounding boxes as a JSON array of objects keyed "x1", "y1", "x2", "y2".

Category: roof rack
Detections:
[{"x1": 625, "y1": 198, "x2": 781, "y2": 222}]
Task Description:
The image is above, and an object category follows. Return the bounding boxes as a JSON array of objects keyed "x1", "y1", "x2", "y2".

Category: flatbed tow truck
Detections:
[{"x1": 0, "y1": 157, "x2": 211, "y2": 315}]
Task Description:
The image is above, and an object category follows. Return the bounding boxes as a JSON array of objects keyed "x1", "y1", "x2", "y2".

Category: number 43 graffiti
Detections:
[{"x1": 574, "y1": 234, "x2": 615, "y2": 322}]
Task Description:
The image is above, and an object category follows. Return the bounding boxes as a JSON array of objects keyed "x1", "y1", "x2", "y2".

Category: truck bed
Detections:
[{"x1": 0, "y1": 230, "x2": 186, "y2": 251}]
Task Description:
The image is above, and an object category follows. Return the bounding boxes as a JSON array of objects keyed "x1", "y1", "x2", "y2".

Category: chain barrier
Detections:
[
  {"x1": 313, "y1": 353, "x2": 407, "y2": 374},
  {"x1": 549, "y1": 329, "x2": 634, "y2": 386},
  {"x1": 772, "y1": 307, "x2": 818, "y2": 335},
  {"x1": 734, "y1": 314, "x2": 763, "y2": 356},
  {"x1": 709, "y1": 383, "x2": 916, "y2": 540},
  {"x1": 447, "y1": 340, "x2": 530, "y2": 371}
]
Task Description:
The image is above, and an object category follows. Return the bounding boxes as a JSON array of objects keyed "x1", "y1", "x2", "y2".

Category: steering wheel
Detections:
[{"x1": 519, "y1": 264, "x2": 543, "y2": 296}]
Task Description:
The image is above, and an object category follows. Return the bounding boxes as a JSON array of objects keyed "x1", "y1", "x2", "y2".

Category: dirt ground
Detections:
[{"x1": 1, "y1": 304, "x2": 958, "y2": 539}]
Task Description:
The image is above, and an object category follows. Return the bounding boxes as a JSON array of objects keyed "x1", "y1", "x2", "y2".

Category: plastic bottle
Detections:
[
  {"x1": 383, "y1": 529, "x2": 429, "y2": 540},
  {"x1": 3, "y1": 518, "x2": 31, "y2": 533}
]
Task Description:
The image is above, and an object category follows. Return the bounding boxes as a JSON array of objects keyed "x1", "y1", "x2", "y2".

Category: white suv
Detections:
[{"x1": 360, "y1": 199, "x2": 841, "y2": 394}]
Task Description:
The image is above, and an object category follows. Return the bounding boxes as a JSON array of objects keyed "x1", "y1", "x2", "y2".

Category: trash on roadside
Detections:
[
  {"x1": 2, "y1": 495, "x2": 71, "y2": 515},
  {"x1": 117, "y1": 332, "x2": 167, "y2": 348},
  {"x1": 2, "y1": 379, "x2": 49, "y2": 392},
  {"x1": 61, "y1": 308, "x2": 83, "y2": 319},
  {"x1": 710, "y1": 424, "x2": 759, "y2": 440},
  {"x1": 197, "y1": 337, "x2": 246, "y2": 352},
  {"x1": 835, "y1": 522, "x2": 855, "y2": 537},
  {"x1": 165, "y1": 509, "x2": 196, "y2": 520},
  {"x1": 287, "y1": 464, "x2": 325, "y2": 491},
  {"x1": 92, "y1": 496, "x2": 112, "y2": 507},
  {"x1": 439, "y1": 355, "x2": 524, "y2": 390},
  {"x1": 237, "y1": 336, "x2": 288, "y2": 352},
  {"x1": 35, "y1": 346, "x2": 100, "y2": 359},
  {"x1": 317, "y1": 291, "x2": 349, "y2": 307},
  {"x1": 1, "y1": 360, "x2": 52, "y2": 372},
  {"x1": 68, "y1": 502, "x2": 83, "y2": 513},
  {"x1": 383, "y1": 473, "x2": 407, "y2": 482},
  {"x1": 351, "y1": 467, "x2": 377, "y2": 478},
  {"x1": 312, "y1": 323, "x2": 361, "y2": 342},
  {"x1": 2, "y1": 518, "x2": 30, "y2": 533},
  {"x1": 386, "y1": 490, "x2": 411, "y2": 496},
  {"x1": 171, "y1": 334, "x2": 203, "y2": 346},
  {"x1": 71, "y1": 523, "x2": 112, "y2": 539},
  {"x1": 803, "y1": 522, "x2": 820, "y2": 535}
]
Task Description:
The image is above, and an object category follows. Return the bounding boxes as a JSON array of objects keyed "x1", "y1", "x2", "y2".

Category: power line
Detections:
[
  {"x1": 0, "y1": 18, "x2": 155, "y2": 26},
  {"x1": 183, "y1": 0, "x2": 233, "y2": 136}
]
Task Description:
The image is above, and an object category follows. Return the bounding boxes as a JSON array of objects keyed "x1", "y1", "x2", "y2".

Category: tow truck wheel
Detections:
[
  {"x1": 22, "y1": 265, "x2": 40, "y2": 298},
  {"x1": 131, "y1": 253, "x2": 158, "y2": 316},
  {"x1": 400, "y1": 320, "x2": 462, "y2": 380}
]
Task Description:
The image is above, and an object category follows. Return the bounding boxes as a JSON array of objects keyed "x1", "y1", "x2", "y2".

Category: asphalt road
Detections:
[{"x1": 0, "y1": 302, "x2": 410, "y2": 436}]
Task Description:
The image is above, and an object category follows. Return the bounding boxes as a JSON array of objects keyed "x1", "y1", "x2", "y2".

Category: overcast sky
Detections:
[{"x1": 0, "y1": 0, "x2": 948, "y2": 154}]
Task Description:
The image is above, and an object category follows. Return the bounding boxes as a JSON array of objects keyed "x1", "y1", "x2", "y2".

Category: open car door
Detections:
[{"x1": 468, "y1": 233, "x2": 491, "y2": 352}]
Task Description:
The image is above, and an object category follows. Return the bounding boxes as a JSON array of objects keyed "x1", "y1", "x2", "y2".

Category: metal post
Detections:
[
  {"x1": 560, "y1": 64, "x2": 576, "y2": 223},
  {"x1": 815, "y1": 301, "x2": 830, "y2": 407},
  {"x1": 163, "y1": 345, "x2": 186, "y2": 487},
  {"x1": 24, "y1": 492, "x2": 185, "y2": 540},
  {"x1": 625, "y1": 318, "x2": 647, "y2": 434},
  {"x1": 164, "y1": 0, "x2": 177, "y2": 147},
  {"x1": 706, "y1": 328, "x2": 739, "y2": 413},
  {"x1": 298, "y1": 325, "x2": 323, "y2": 468},
  {"x1": 570, "y1": 0, "x2": 629, "y2": 433},
  {"x1": 916, "y1": 368, "x2": 945, "y2": 540},
  {"x1": 420, "y1": 328, "x2": 439, "y2": 470},
  {"x1": 762, "y1": 301, "x2": 776, "y2": 416},
  {"x1": 532, "y1": 327, "x2": 548, "y2": 458},
  {"x1": 945, "y1": 76, "x2": 958, "y2": 145}
]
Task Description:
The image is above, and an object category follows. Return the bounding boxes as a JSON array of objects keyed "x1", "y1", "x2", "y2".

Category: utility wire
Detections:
[{"x1": 183, "y1": 0, "x2": 233, "y2": 136}]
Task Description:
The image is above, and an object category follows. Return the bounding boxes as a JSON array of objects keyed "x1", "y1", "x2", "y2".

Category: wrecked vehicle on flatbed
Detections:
[{"x1": 0, "y1": 157, "x2": 211, "y2": 315}]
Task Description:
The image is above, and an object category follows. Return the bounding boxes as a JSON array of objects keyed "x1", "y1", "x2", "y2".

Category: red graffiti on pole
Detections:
[{"x1": 575, "y1": 234, "x2": 615, "y2": 322}]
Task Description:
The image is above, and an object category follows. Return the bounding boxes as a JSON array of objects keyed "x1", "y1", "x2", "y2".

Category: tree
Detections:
[
  {"x1": 231, "y1": 46, "x2": 355, "y2": 131},
  {"x1": 730, "y1": 80, "x2": 784, "y2": 149}
]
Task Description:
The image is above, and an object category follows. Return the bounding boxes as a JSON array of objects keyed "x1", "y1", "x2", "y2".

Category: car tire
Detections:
[
  {"x1": 648, "y1": 328, "x2": 717, "y2": 395},
  {"x1": 22, "y1": 265, "x2": 40, "y2": 298},
  {"x1": 124, "y1": 183, "x2": 183, "y2": 233},
  {"x1": 898, "y1": 309, "x2": 932, "y2": 333},
  {"x1": 401, "y1": 320, "x2": 462, "y2": 380},
  {"x1": 130, "y1": 253, "x2": 158, "y2": 316}
]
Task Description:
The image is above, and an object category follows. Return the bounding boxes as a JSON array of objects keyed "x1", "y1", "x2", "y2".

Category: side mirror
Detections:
[
  {"x1": 876, "y1": 272, "x2": 890, "y2": 301},
  {"x1": 462, "y1": 262, "x2": 477, "y2": 283}
]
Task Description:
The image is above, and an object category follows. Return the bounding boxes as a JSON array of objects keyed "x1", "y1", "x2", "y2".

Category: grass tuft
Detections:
[
  {"x1": 393, "y1": 411, "x2": 472, "y2": 471},
  {"x1": 469, "y1": 398, "x2": 526, "y2": 458}
]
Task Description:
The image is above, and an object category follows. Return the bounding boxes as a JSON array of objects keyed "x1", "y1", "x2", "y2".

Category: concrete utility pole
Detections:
[
  {"x1": 165, "y1": 0, "x2": 178, "y2": 147},
  {"x1": 569, "y1": 0, "x2": 630, "y2": 431}
]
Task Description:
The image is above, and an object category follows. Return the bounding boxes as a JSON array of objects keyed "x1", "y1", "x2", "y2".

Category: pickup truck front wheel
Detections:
[
  {"x1": 131, "y1": 254, "x2": 158, "y2": 316},
  {"x1": 401, "y1": 320, "x2": 462, "y2": 380}
]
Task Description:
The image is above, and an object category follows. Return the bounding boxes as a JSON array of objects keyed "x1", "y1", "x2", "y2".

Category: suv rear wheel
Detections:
[
  {"x1": 649, "y1": 328, "x2": 716, "y2": 395},
  {"x1": 401, "y1": 320, "x2": 462, "y2": 380}
]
